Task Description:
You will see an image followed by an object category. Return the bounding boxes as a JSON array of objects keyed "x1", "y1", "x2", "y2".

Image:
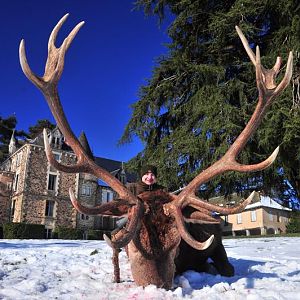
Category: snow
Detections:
[
  {"x1": 0, "y1": 237, "x2": 300, "y2": 300},
  {"x1": 246, "y1": 196, "x2": 292, "y2": 211}
]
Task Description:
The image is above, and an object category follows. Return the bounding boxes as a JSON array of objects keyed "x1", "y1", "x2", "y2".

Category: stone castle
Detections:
[{"x1": 0, "y1": 127, "x2": 134, "y2": 238}]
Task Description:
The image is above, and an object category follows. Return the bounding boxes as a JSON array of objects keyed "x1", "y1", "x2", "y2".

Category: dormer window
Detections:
[
  {"x1": 50, "y1": 129, "x2": 63, "y2": 149},
  {"x1": 120, "y1": 173, "x2": 126, "y2": 184}
]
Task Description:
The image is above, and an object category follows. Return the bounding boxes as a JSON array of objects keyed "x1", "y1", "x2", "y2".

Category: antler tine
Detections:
[
  {"x1": 48, "y1": 13, "x2": 85, "y2": 52},
  {"x1": 255, "y1": 46, "x2": 265, "y2": 96},
  {"x1": 176, "y1": 27, "x2": 292, "y2": 203},
  {"x1": 104, "y1": 200, "x2": 144, "y2": 249},
  {"x1": 46, "y1": 14, "x2": 85, "y2": 82},
  {"x1": 186, "y1": 191, "x2": 255, "y2": 215},
  {"x1": 19, "y1": 40, "x2": 43, "y2": 89},
  {"x1": 43, "y1": 129, "x2": 86, "y2": 173},
  {"x1": 163, "y1": 202, "x2": 215, "y2": 249},
  {"x1": 274, "y1": 51, "x2": 293, "y2": 96},
  {"x1": 48, "y1": 13, "x2": 69, "y2": 51},
  {"x1": 184, "y1": 211, "x2": 220, "y2": 224},
  {"x1": 173, "y1": 206, "x2": 214, "y2": 250},
  {"x1": 20, "y1": 15, "x2": 141, "y2": 203},
  {"x1": 235, "y1": 26, "x2": 256, "y2": 66},
  {"x1": 229, "y1": 146, "x2": 279, "y2": 172},
  {"x1": 69, "y1": 188, "x2": 131, "y2": 215}
]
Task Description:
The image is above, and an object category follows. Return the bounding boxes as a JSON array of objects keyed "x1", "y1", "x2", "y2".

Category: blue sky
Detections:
[{"x1": 0, "y1": 0, "x2": 171, "y2": 162}]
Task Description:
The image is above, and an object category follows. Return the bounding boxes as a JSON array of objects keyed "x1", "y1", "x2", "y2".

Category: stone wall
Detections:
[
  {"x1": 0, "y1": 171, "x2": 14, "y2": 224},
  {"x1": 10, "y1": 195, "x2": 24, "y2": 223},
  {"x1": 21, "y1": 145, "x2": 78, "y2": 229},
  {"x1": 0, "y1": 134, "x2": 127, "y2": 234},
  {"x1": 76, "y1": 173, "x2": 98, "y2": 230}
]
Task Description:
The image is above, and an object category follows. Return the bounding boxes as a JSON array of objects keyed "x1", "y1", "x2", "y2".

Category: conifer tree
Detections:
[
  {"x1": 0, "y1": 115, "x2": 27, "y2": 162},
  {"x1": 122, "y1": 0, "x2": 300, "y2": 208},
  {"x1": 28, "y1": 119, "x2": 55, "y2": 139},
  {"x1": 0, "y1": 116, "x2": 55, "y2": 162}
]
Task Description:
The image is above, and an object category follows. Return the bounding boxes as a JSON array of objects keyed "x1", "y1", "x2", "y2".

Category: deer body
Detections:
[
  {"x1": 19, "y1": 14, "x2": 293, "y2": 289},
  {"x1": 126, "y1": 190, "x2": 181, "y2": 289}
]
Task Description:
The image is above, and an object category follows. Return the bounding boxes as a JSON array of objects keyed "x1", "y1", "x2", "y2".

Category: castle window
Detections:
[
  {"x1": 81, "y1": 184, "x2": 92, "y2": 196},
  {"x1": 13, "y1": 173, "x2": 19, "y2": 191},
  {"x1": 45, "y1": 200, "x2": 55, "y2": 217},
  {"x1": 237, "y1": 213, "x2": 242, "y2": 224},
  {"x1": 81, "y1": 214, "x2": 89, "y2": 220},
  {"x1": 251, "y1": 210, "x2": 257, "y2": 222},
  {"x1": 54, "y1": 153, "x2": 61, "y2": 162},
  {"x1": 47, "y1": 174, "x2": 57, "y2": 191},
  {"x1": 102, "y1": 190, "x2": 113, "y2": 203},
  {"x1": 11, "y1": 200, "x2": 16, "y2": 217}
]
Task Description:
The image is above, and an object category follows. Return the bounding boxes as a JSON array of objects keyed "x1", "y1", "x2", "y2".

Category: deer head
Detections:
[{"x1": 19, "y1": 14, "x2": 293, "y2": 289}]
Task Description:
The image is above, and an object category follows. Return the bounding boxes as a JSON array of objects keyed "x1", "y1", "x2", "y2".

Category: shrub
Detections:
[
  {"x1": 54, "y1": 226, "x2": 83, "y2": 240},
  {"x1": 0, "y1": 225, "x2": 3, "y2": 239},
  {"x1": 286, "y1": 212, "x2": 300, "y2": 233},
  {"x1": 3, "y1": 223, "x2": 45, "y2": 239},
  {"x1": 87, "y1": 229, "x2": 111, "y2": 240}
]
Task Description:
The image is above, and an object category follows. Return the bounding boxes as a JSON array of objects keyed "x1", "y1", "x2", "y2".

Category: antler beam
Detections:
[
  {"x1": 19, "y1": 14, "x2": 139, "y2": 205},
  {"x1": 175, "y1": 26, "x2": 293, "y2": 204}
]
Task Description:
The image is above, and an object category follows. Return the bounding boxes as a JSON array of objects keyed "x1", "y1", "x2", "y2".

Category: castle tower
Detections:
[
  {"x1": 8, "y1": 130, "x2": 17, "y2": 155},
  {"x1": 78, "y1": 131, "x2": 94, "y2": 161}
]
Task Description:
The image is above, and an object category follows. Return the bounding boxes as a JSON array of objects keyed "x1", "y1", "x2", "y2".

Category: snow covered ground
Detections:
[{"x1": 0, "y1": 237, "x2": 299, "y2": 300}]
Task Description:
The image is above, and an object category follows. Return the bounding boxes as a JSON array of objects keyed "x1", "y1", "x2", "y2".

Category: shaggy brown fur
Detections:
[{"x1": 126, "y1": 190, "x2": 181, "y2": 289}]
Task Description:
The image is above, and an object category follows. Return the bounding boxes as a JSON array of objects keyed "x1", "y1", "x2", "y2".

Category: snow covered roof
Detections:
[{"x1": 245, "y1": 195, "x2": 292, "y2": 211}]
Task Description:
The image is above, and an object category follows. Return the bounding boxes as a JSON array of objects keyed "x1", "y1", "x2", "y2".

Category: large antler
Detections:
[
  {"x1": 19, "y1": 14, "x2": 139, "y2": 206},
  {"x1": 19, "y1": 14, "x2": 214, "y2": 252},
  {"x1": 19, "y1": 14, "x2": 146, "y2": 250},
  {"x1": 164, "y1": 26, "x2": 293, "y2": 224}
]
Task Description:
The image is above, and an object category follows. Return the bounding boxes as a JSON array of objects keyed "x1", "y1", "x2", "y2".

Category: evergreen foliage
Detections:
[
  {"x1": 28, "y1": 119, "x2": 55, "y2": 139},
  {"x1": 87, "y1": 229, "x2": 110, "y2": 240},
  {"x1": 122, "y1": 0, "x2": 300, "y2": 208},
  {"x1": 3, "y1": 223, "x2": 45, "y2": 239},
  {"x1": 0, "y1": 115, "x2": 27, "y2": 162},
  {"x1": 286, "y1": 211, "x2": 300, "y2": 233},
  {"x1": 54, "y1": 226, "x2": 84, "y2": 240},
  {"x1": 0, "y1": 116, "x2": 55, "y2": 163}
]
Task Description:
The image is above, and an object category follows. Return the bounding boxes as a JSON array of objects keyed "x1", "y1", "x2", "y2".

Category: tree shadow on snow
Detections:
[
  {"x1": 0, "y1": 240, "x2": 95, "y2": 249},
  {"x1": 174, "y1": 257, "x2": 279, "y2": 295}
]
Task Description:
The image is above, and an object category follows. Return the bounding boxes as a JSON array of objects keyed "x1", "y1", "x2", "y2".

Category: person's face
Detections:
[{"x1": 141, "y1": 171, "x2": 157, "y2": 185}]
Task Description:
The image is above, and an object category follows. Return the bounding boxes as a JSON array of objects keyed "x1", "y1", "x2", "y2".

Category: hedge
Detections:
[
  {"x1": 87, "y1": 229, "x2": 111, "y2": 240},
  {"x1": 53, "y1": 226, "x2": 83, "y2": 240},
  {"x1": 3, "y1": 223, "x2": 45, "y2": 239}
]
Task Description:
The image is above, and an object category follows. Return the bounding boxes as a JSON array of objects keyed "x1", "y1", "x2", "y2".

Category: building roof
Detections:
[
  {"x1": 209, "y1": 192, "x2": 261, "y2": 206},
  {"x1": 245, "y1": 195, "x2": 292, "y2": 211},
  {"x1": 78, "y1": 131, "x2": 94, "y2": 161},
  {"x1": 2, "y1": 126, "x2": 137, "y2": 184},
  {"x1": 209, "y1": 192, "x2": 291, "y2": 212},
  {"x1": 94, "y1": 157, "x2": 136, "y2": 183}
]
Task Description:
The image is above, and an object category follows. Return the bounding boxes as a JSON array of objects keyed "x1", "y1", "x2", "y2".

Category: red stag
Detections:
[{"x1": 19, "y1": 14, "x2": 293, "y2": 289}]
